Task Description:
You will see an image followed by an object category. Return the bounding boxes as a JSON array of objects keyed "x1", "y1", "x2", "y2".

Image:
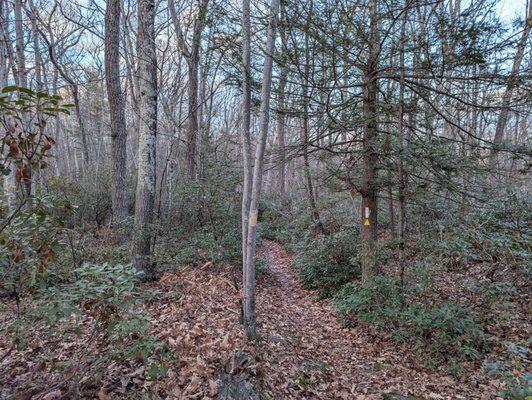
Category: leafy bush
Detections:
[
  {"x1": 0, "y1": 194, "x2": 67, "y2": 301},
  {"x1": 293, "y1": 229, "x2": 360, "y2": 298},
  {"x1": 334, "y1": 276, "x2": 486, "y2": 365},
  {"x1": 401, "y1": 302, "x2": 486, "y2": 364},
  {"x1": 415, "y1": 194, "x2": 531, "y2": 274},
  {"x1": 32, "y1": 263, "x2": 169, "y2": 378},
  {"x1": 42, "y1": 262, "x2": 142, "y2": 325},
  {"x1": 334, "y1": 276, "x2": 402, "y2": 326},
  {"x1": 48, "y1": 170, "x2": 115, "y2": 229},
  {"x1": 485, "y1": 341, "x2": 532, "y2": 399}
]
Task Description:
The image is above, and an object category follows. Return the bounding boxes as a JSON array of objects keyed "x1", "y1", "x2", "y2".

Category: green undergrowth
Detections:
[{"x1": 259, "y1": 192, "x2": 529, "y2": 380}]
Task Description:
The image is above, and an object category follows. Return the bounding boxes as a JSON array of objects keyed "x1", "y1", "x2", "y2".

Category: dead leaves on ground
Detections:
[{"x1": 1, "y1": 244, "x2": 518, "y2": 399}]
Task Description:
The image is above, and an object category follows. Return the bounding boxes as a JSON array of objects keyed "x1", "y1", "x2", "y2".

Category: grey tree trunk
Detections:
[
  {"x1": 241, "y1": 0, "x2": 253, "y2": 324},
  {"x1": 489, "y1": 0, "x2": 532, "y2": 174},
  {"x1": 243, "y1": 0, "x2": 280, "y2": 339},
  {"x1": 133, "y1": 0, "x2": 158, "y2": 279},
  {"x1": 39, "y1": 26, "x2": 91, "y2": 169},
  {"x1": 397, "y1": 2, "x2": 409, "y2": 286},
  {"x1": 0, "y1": 0, "x2": 6, "y2": 208},
  {"x1": 302, "y1": 1, "x2": 326, "y2": 235},
  {"x1": 105, "y1": 0, "x2": 129, "y2": 231},
  {"x1": 27, "y1": 0, "x2": 42, "y2": 91},
  {"x1": 276, "y1": 67, "x2": 287, "y2": 196},
  {"x1": 168, "y1": 0, "x2": 209, "y2": 180},
  {"x1": 14, "y1": 0, "x2": 26, "y2": 88}
]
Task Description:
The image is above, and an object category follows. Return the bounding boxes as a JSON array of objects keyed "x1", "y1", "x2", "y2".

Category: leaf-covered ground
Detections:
[{"x1": 1, "y1": 241, "x2": 515, "y2": 399}]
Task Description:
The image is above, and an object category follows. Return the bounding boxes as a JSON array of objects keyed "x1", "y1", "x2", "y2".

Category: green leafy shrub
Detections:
[
  {"x1": 43, "y1": 262, "x2": 142, "y2": 325},
  {"x1": 32, "y1": 263, "x2": 170, "y2": 378},
  {"x1": 294, "y1": 229, "x2": 360, "y2": 298},
  {"x1": 485, "y1": 341, "x2": 532, "y2": 399},
  {"x1": 334, "y1": 276, "x2": 486, "y2": 365},
  {"x1": 154, "y1": 160, "x2": 243, "y2": 270},
  {"x1": 401, "y1": 302, "x2": 486, "y2": 364},
  {"x1": 48, "y1": 170, "x2": 115, "y2": 229},
  {"x1": 0, "y1": 194, "x2": 67, "y2": 301},
  {"x1": 334, "y1": 276, "x2": 402, "y2": 326}
]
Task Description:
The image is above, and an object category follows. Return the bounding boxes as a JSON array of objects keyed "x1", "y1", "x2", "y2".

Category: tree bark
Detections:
[
  {"x1": 489, "y1": 0, "x2": 532, "y2": 174},
  {"x1": 243, "y1": 0, "x2": 280, "y2": 339},
  {"x1": 360, "y1": 0, "x2": 380, "y2": 279},
  {"x1": 168, "y1": 0, "x2": 209, "y2": 180},
  {"x1": 241, "y1": 0, "x2": 253, "y2": 327},
  {"x1": 13, "y1": 0, "x2": 26, "y2": 88},
  {"x1": 302, "y1": 3, "x2": 326, "y2": 235},
  {"x1": 133, "y1": 0, "x2": 158, "y2": 279},
  {"x1": 276, "y1": 67, "x2": 287, "y2": 196},
  {"x1": 105, "y1": 0, "x2": 129, "y2": 231},
  {"x1": 397, "y1": 1, "x2": 409, "y2": 287}
]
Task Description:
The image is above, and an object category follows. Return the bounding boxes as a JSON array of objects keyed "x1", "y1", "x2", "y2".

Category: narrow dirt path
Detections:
[{"x1": 254, "y1": 241, "x2": 486, "y2": 399}]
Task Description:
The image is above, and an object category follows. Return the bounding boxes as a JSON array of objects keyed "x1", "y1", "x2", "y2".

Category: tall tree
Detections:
[
  {"x1": 168, "y1": 0, "x2": 209, "y2": 180},
  {"x1": 105, "y1": 0, "x2": 129, "y2": 231},
  {"x1": 13, "y1": 0, "x2": 26, "y2": 89},
  {"x1": 489, "y1": 0, "x2": 532, "y2": 175},
  {"x1": 360, "y1": 0, "x2": 380, "y2": 278},
  {"x1": 242, "y1": 0, "x2": 280, "y2": 339},
  {"x1": 241, "y1": 0, "x2": 253, "y2": 322},
  {"x1": 134, "y1": 0, "x2": 158, "y2": 278}
]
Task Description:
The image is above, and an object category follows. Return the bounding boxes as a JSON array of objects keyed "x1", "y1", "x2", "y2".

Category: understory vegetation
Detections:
[
  {"x1": 1, "y1": 0, "x2": 531, "y2": 397},
  {"x1": 261, "y1": 192, "x2": 531, "y2": 394}
]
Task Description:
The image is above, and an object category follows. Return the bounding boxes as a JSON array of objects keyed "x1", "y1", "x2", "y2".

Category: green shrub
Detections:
[
  {"x1": 334, "y1": 276, "x2": 402, "y2": 326},
  {"x1": 48, "y1": 171, "x2": 115, "y2": 228},
  {"x1": 294, "y1": 229, "x2": 360, "y2": 298},
  {"x1": 42, "y1": 262, "x2": 143, "y2": 325},
  {"x1": 401, "y1": 302, "x2": 486, "y2": 364},
  {"x1": 485, "y1": 341, "x2": 532, "y2": 399},
  {"x1": 29, "y1": 263, "x2": 170, "y2": 379},
  {"x1": 0, "y1": 193, "x2": 67, "y2": 301},
  {"x1": 334, "y1": 276, "x2": 486, "y2": 365}
]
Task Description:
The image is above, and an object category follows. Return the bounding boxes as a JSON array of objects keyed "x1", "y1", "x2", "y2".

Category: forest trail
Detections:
[{"x1": 250, "y1": 241, "x2": 471, "y2": 399}]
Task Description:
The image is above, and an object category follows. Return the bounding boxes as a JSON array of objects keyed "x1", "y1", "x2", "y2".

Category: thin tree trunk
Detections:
[
  {"x1": 105, "y1": 0, "x2": 129, "y2": 232},
  {"x1": 243, "y1": 0, "x2": 279, "y2": 339},
  {"x1": 489, "y1": 0, "x2": 532, "y2": 174},
  {"x1": 397, "y1": 2, "x2": 408, "y2": 287},
  {"x1": 14, "y1": 0, "x2": 26, "y2": 88},
  {"x1": 168, "y1": 0, "x2": 209, "y2": 180},
  {"x1": 133, "y1": 0, "x2": 158, "y2": 279},
  {"x1": 277, "y1": 66, "x2": 287, "y2": 196},
  {"x1": 302, "y1": 0, "x2": 326, "y2": 235},
  {"x1": 241, "y1": 0, "x2": 253, "y2": 325}
]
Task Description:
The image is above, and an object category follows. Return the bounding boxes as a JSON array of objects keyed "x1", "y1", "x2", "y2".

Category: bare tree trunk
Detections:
[
  {"x1": 302, "y1": 1, "x2": 326, "y2": 235},
  {"x1": 241, "y1": 0, "x2": 253, "y2": 324},
  {"x1": 360, "y1": 0, "x2": 379, "y2": 279},
  {"x1": 13, "y1": 0, "x2": 26, "y2": 88},
  {"x1": 27, "y1": 0, "x2": 42, "y2": 91},
  {"x1": 105, "y1": 0, "x2": 129, "y2": 231},
  {"x1": 397, "y1": 2, "x2": 408, "y2": 287},
  {"x1": 38, "y1": 23, "x2": 91, "y2": 169},
  {"x1": 0, "y1": 0, "x2": 6, "y2": 209},
  {"x1": 276, "y1": 66, "x2": 287, "y2": 196},
  {"x1": 243, "y1": 0, "x2": 279, "y2": 339},
  {"x1": 133, "y1": 0, "x2": 158, "y2": 279},
  {"x1": 489, "y1": 0, "x2": 532, "y2": 174},
  {"x1": 168, "y1": 0, "x2": 209, "y2": 180}
]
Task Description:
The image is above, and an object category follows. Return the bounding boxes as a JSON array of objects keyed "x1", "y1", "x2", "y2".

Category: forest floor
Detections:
[
  {"x1": 1, "y1": 240, "x2": 508, "y2": 399},
  {"x1": 141, "y1": 240, "x2": 502, "y2": 399}
]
